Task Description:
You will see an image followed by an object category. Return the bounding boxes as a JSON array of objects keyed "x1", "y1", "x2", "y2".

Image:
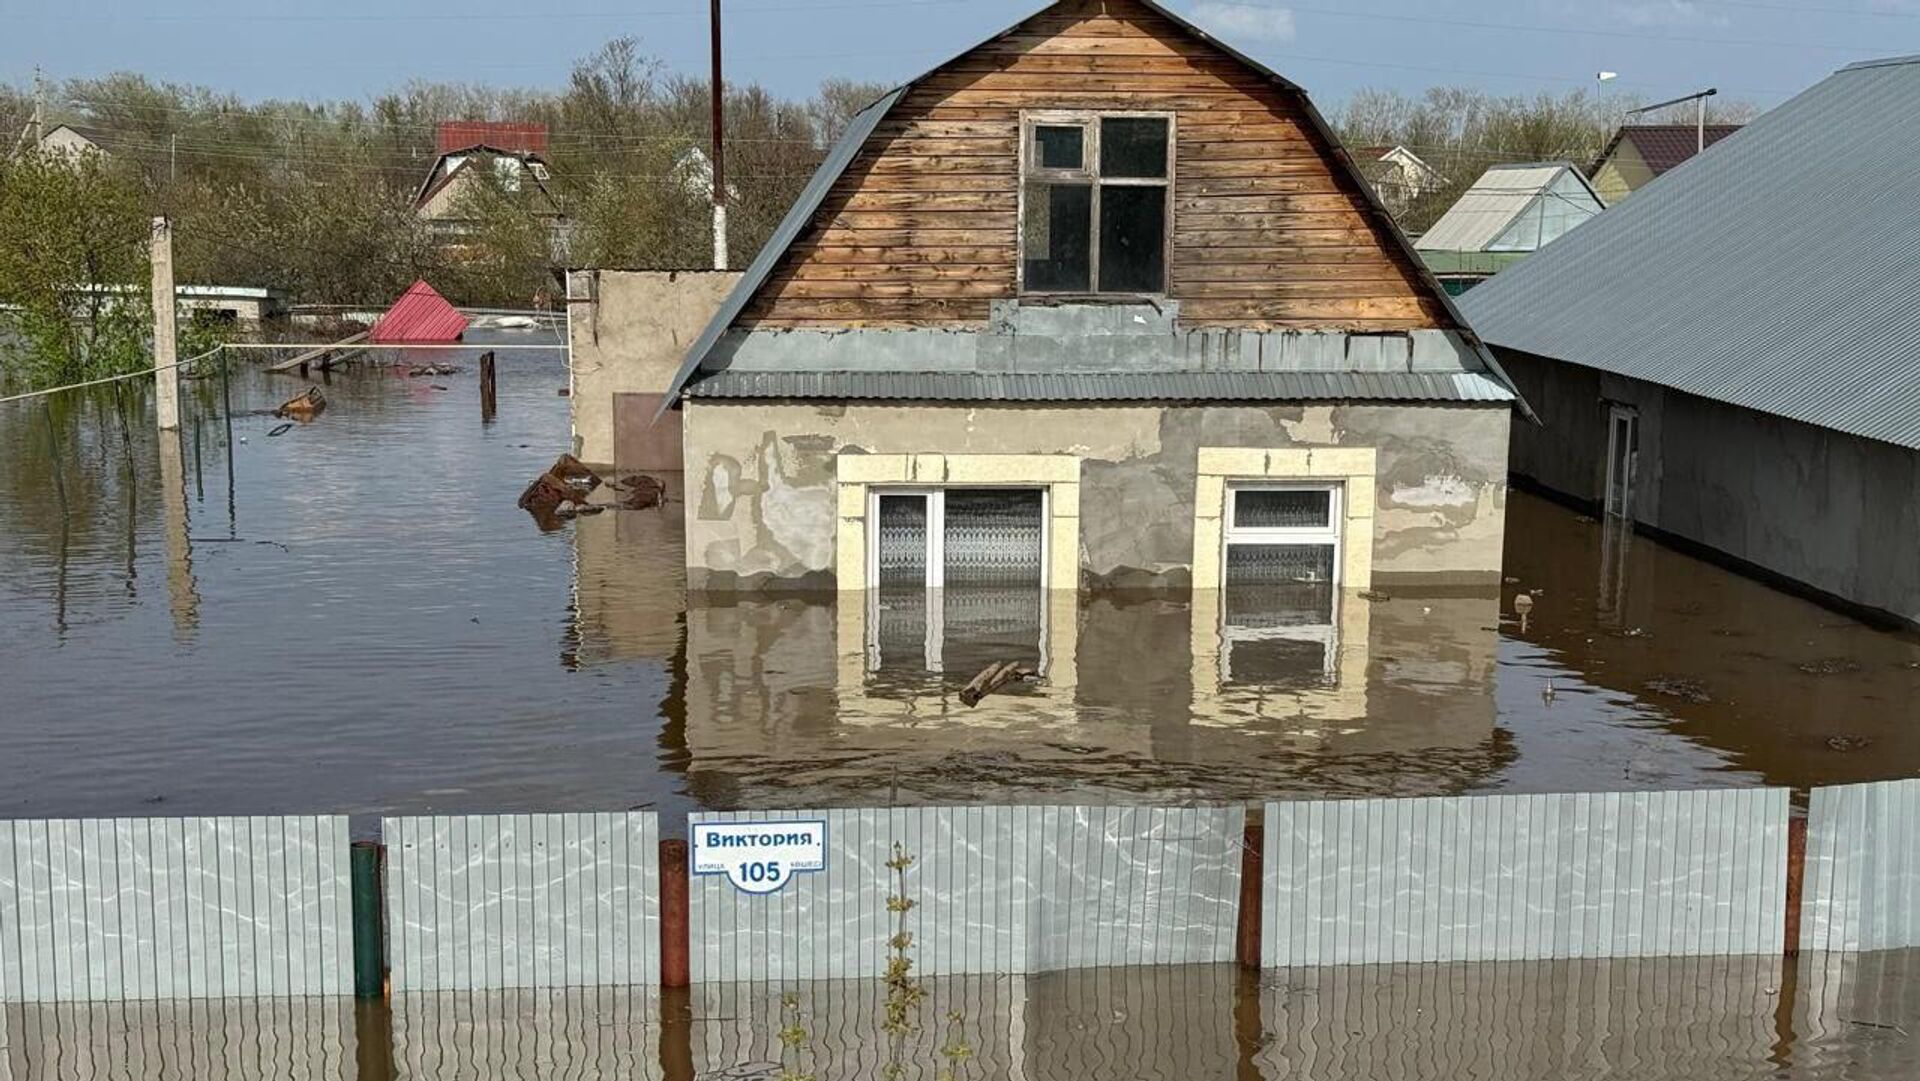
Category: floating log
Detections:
[{"x1": 960, "y1": 659, "x2": 1037, "y2": 707}]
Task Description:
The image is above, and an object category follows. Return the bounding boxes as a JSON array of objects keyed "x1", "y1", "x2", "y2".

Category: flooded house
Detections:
[
  {"x1": 1462, "y1": 55, "x2": 1920, "y2": 630},
  {"x1": 636, "y1": 0, "x2": 1525, "y2": 642}
]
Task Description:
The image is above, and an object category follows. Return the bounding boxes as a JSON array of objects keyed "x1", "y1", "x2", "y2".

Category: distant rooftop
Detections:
[
  {"x1": 1598, "y1": 123, "x2": 1742, "y2": 178},
  {"x1": 1461, "y1": 56, "x2": 1920, "y2": 451}
]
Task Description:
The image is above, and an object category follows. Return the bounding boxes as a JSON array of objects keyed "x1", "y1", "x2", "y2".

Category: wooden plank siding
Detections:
[{"x1": 740, "y1": 0, "x2": 1447, "y2": 330}]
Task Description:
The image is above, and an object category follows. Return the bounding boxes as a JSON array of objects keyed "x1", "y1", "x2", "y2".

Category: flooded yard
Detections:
[
  {"x1": 6, "y1": 951, "x2": 1920, "y2": 1079},
  {"x1": 1, "y1": 348, "x2": 1917, "y2": 829}
]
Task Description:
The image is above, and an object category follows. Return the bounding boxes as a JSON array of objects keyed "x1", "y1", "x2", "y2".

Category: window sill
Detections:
[{"x1": 1015, "y1": 293, "x2": 1168, "y2": 307}]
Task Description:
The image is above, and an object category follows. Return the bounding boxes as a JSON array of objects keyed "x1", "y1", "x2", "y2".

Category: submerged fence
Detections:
[
  {"x1": 688, "y1": 806, "x2": 1242, "y2": 983},
  {"x1": 1261, "y1": 789, "x2": 1790, "y2": 967},
  {"x1": 383, "y1": 813, "x2": 660, "y2": 993},
  {"x1": 2, "y1": 781, "x2": 1917, "y2": 1003},
  {"x1": 0, "y1": 817, "x2": 351, "y2": 1003}
]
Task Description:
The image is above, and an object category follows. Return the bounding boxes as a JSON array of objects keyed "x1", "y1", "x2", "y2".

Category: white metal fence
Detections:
[
  {"x1": 0, "y1": 817, "x2": 351, "y2": 1002},
  {"x1": 687, "y1": 805, "x2": 1244, "y2": 983},
  {"x1": 382, "y1": 813, "x2": 661, "y2": 992},
  {"x1": 1261, "y1": 789, "x2": 1791, "y2": 966},
  {"x1": 1800, "y1": 778, "x2": 1920, "y2": 953}
]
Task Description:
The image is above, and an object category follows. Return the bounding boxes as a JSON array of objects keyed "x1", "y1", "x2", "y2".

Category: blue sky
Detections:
[{"x1": 3, "y1": 0, "x2": 1912, "y2": 111}]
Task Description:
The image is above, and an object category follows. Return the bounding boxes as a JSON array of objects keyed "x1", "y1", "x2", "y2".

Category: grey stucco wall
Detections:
[
  {"x1": 1502, "y1": 349, "x2": 1920, "y2": 627},
  {"x1": 681, "y1": 400, "x2": 1511, "y2": 590},
  {"x1": 566, "y1": 269, "x2": 741, "y2": 468}
]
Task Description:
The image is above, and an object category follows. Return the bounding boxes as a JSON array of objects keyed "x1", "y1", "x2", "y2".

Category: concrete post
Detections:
[{"x1": 150, "y1": 216, "x2": 180, "y2": 431}]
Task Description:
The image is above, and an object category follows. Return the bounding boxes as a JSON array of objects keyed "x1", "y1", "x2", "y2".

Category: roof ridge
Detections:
[{"x1": 1840, "y1": 54, "x2": 1920, "y2": 72}]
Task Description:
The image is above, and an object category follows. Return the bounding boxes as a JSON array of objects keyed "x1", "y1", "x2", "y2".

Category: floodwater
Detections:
[
  {"x1": 5, "y1": 950, "x2": 1920, "y2": 1078},
  {"x1": 1, "y1": 346, "x2": 1917, "y2": 830}
]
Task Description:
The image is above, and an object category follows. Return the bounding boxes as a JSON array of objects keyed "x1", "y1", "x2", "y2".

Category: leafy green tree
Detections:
[{"x1": 0, "y1": 149, "x2": 152, "y2": 390}]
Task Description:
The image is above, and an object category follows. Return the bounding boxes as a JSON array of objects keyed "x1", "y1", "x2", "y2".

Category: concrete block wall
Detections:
[{"x1": 681, "y1": 400, "x2": 1511, "y2": 591}]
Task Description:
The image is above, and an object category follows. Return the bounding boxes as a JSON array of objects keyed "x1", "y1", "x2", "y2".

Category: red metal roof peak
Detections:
[{"x1": 370, "y1": 280, "x2": 469, "y2": 344}]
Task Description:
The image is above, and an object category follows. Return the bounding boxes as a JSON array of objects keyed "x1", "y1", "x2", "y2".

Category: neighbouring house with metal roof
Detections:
[
  {"x1": 414, "y1": 121, "x2": 567, "y2": 257},
  {"x1": 1414, "y1": 162, "x2": 1604, "y2": 293},
  {"x1": 1589, "y1": 122, "x2": 1741, "y2": 205},
  {"x1": 1462, "y1": 55, "x2": 1920, "y2": 629},
  {"x1": 623, "y1": 0, "x2": 1526, "y2": 607}
]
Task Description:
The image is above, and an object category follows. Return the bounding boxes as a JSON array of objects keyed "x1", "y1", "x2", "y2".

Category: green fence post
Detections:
[{"x1": 351, "y1": 841, "x2": 386, "y2": 999}]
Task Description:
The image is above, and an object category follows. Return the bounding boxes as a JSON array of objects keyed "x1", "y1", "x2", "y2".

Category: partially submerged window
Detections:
[
  {"x1": 1021, "y1": 113, "x2": 1171, "y2": 295},
  {"x1": 1219, "y1": 484, "x2": 1342, "y2": 686},
  {"x1": 868, "y1": 488, "x2": 1047, "y2": 678}
]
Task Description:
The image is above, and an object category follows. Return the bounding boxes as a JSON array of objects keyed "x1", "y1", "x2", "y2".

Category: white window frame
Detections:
[
  {"x1": 1222, "y1": 482, "x2": 1344, "y2": 581},
  {"x1": 1218, "y1": 482, "x2": 1343, "y2": 686},
  {"x1": 1604, "y1": 403, "x2": 1638, "y2": 521},
  {"x1": 1017, "y1": 110, "x2": 1176, "y2": 297},
  {"x1": 863, "y1": 486, "x2": 1053, "y2": 675}
]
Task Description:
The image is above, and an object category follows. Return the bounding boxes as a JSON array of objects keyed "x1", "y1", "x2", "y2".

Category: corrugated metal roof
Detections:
[
  {"x1": 1414, "y1": 163, "x2": 1599, "y2": 253},
  {"x1": 682, "y1": 370, "x2": 1515, "y2": 403},
  {"x1": 657, "y1": 0, "x2": 1532, "y2": 420},
  {"x1": 370, "y1": 280, "x2": 469, "y2": 344},
  {"x1": 652, "y1": 86, "x2": 904, "y2": 420},
  {"x1": 1460, "y1": 55, "x2": 1920, "y2": 452}
]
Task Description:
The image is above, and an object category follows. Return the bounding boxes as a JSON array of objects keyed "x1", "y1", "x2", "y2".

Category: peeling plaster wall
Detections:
[
  {"x1": 682, "y1": 400, "x2": 1509, "y2": 590},
  {"x1": 565, "y1": 269, "x2": 741, "y2": 468}
]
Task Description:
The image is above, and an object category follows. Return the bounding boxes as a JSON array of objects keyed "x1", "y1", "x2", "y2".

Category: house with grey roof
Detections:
[
  {"x1": 1461, "y1": 55, "x2": 1920, "y2": 629},
  {"x1": 627, "y1": 0, "x2": 1526, "y2": 616},
  {"x1": 1414, "y1": 162, "x2": 1604, "y2": 293}
]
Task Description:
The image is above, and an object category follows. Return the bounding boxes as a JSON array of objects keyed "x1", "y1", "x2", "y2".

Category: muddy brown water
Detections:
[
  {"x1": 1, "y1": 347, "x2": 1916, "y2": 830},
  {"x1": 5, "y1": 951, "x2": 1919, "y2": 1079},
  {"x1": 4, "y1": 348, "x2": 1919, "y2": 1078}
]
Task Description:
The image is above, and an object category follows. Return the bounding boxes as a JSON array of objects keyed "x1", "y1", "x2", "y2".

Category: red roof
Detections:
[
  {"x1": 1613, "y1": 124, "x2": 1743, "y2": 175},
  {"x1": 436, "y1": 121, "x2": 548, "y2": 156},
  {"x1": 370, "y1": 281, "x2": 468, "y2": 344}
]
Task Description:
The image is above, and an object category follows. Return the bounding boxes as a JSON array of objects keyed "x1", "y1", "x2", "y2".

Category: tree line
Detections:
[{"x1": 2, "y1": 41, "x2": 1758, "y2": 390}]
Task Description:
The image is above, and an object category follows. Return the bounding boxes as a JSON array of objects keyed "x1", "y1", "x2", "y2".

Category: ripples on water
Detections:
[
  {"x1": 5, "y1": 951, "x2": 1919, "y2": 1079},
  {"x1": 1, "y1": 346, "x2": 1917, "y2": 828}
]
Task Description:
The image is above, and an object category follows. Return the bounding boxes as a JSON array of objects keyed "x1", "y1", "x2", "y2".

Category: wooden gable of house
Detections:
[{"x1": 738, "y1": 0, "x2": 1451, "y2": 332}]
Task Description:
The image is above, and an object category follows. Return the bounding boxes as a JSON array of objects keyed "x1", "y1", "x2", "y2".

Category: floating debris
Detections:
[
  {"x1": 407, "y1": 364, "x2": 461, "y2": 377},
  {"x1": 618, "y1": 473, "x2": 668, "y2": 510},
  {"x1": 959, "y1": 660, "x2": 1038, "y2": 707},
  {"x1": 1797, "y1": 657, "x2": 1862, "y2": 676},
  {"x1": 1644, "y1": 676, "x2": 1713, "y2": 704},
  {"x1": 266, "y1": 422, "x2": 294, "y2": 438},
  {"x1": 517, "y1": 453, "x2": 605, "y2": 532},
  {"x1": 1825, "y1": 735, "x2": 1872, "y2": 752},
  {"x1": 1359, "y1": 589, "x2": 1392, "y2": 602},
  {"x1": 273, "y1": 387, "x2": 326, "y2": 421}
]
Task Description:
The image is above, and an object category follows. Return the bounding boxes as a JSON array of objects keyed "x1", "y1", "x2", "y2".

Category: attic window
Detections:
[{"x1": 1020, "y1": 112, "x2": 1171, "y2": 295}]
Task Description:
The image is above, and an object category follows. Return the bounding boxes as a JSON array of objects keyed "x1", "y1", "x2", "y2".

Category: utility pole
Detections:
[
  {"x1": 15, "y1": 67, "x2": 45, "y2": 154},
  {"x1": 151, "y1": 217, "x2": 180, "y2": 432},
  {"x1": 1628, "y1": 87, "x2": 1718, "y2": 153},
  {"x1": 709, "y1": 0, "x2": 728, "y2": 271}
]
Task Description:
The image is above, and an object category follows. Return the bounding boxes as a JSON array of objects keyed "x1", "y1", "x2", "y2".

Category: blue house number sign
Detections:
[{"x1": 691, "y1": 820, "x2": 828, "y2": 895}]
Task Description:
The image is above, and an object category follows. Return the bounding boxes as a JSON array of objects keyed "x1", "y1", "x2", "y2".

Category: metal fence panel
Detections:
[
  {"x1": 0, "y1": 816, "x2": 350, "y2": 1002},
  {"x1": 688, "y1": 806, "x2": 1243, "y2": 983},
  {"x1": 1801, "y1": 778, "x2": 1920, "y2": 953},
  {"x1": 383, "y1": 813, "x2": 660, "y2": 991},
  {"x1": 390, "y1": 988, "x2": 661, "y2": 1079},
  {"x1": 1, "y1": 997, "x2": 357, "y2": 1079},
  {"x1": 1262, "y1": 789, "x2": 1789, "y2": 966}
]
